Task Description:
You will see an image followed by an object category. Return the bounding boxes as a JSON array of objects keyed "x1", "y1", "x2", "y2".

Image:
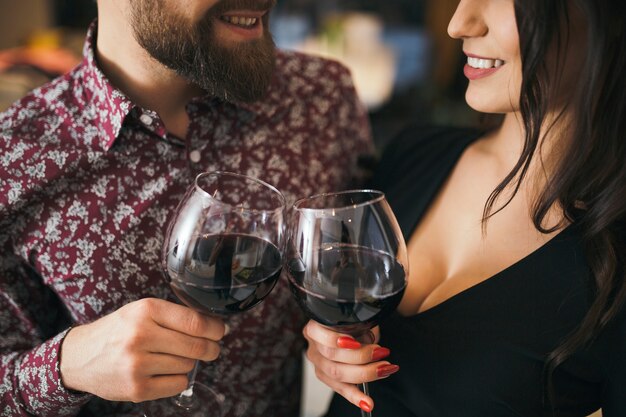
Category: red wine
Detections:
[
  {"x1": 165, "y1": 233, "x2": 282, "y2": 315},
  {"x1": 287, "y1": 245, "x2": 407, "y2": 335}
]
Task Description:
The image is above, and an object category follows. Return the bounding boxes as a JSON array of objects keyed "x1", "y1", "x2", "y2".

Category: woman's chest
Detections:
[
  {"x1": 400, "y1": 151, "x2": 565, "y2": 315},
  {"x1": 378, "y1": 252, "x2": 600, "y2": 416}
]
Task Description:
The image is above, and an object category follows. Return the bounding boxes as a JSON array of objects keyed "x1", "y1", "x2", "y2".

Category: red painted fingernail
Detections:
[
  {"x1": 359, "y1": 400, "x2": 372, "y2": 412},
  {"x1": 376, "y1": 364, "x2": 400, "y2": 378},
  {"x1": 337, "y1": 336, "x2": 361, "y2": 349},
  {"x1": 372, "y1": 347, "x2": 390, "y2": 361}
]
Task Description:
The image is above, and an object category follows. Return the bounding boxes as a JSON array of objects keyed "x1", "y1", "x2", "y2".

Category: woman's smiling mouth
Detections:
[{"x1": 463, "y1": 53, "x2": 506, "y2": 80}]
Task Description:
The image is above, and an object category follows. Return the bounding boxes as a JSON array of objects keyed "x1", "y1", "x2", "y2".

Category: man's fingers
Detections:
[
  {"x1": 133, "y1": 298, "x2": 226, "y2": 341},
  {"x1": 136, "y1": 353, "x2": 196, "y2": 376},
  {"x1": 139, "y1": 375, "x2": 190, "y2": 402},
  {"x1": 144, "y1": 325, "x2": 222, "y2": 362}
]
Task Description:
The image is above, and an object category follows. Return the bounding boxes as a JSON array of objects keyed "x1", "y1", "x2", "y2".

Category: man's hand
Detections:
[{"x1": 59, "y1": 298, "x2": 225, "y2": 402}]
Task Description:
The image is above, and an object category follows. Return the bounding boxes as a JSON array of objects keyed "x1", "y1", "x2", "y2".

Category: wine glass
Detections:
[
  {"x1": 286, "y1": 190, "x2": 408, "y2": 417},
  {"x1": 144, "y1": 171, "x2": 286, "y2": 417}
]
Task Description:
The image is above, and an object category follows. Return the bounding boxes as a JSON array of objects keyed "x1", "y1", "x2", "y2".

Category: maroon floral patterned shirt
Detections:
[{"x1": 0, "y1": 24, "x2": 373, "y2": 417}]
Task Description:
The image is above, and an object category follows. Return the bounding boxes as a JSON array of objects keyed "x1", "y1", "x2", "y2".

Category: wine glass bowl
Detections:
[
  {"x1": 147, "y1": 171, "x2": 286, "y2": 417},
  {"x1": 286, "y1": 246, "x2": 406, "y2": 336},
  {"x1": 286, "y1": 190, "x2": 408, "y2": 416},
  {"x1": 162, "y1": 171, "x2": 285, "y2": 316}
]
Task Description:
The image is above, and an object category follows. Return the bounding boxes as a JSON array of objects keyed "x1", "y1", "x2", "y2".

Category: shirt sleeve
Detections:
[{"x1": 0, "y1": 247, "x2": 91, "y2": 416}]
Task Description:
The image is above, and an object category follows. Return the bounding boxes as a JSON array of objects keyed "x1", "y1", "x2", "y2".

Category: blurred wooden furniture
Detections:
[{"x1": 0, "y1": 0, "x2": 51, "y2": 49}]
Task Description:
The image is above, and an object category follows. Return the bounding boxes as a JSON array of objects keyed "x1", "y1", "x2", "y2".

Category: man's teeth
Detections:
[
  {"x1": 221, "y1": 16, "x2": 258, "y2": 27},
  {"x1": 467, "y1": 57, "x2": 504, "y2": 69}
]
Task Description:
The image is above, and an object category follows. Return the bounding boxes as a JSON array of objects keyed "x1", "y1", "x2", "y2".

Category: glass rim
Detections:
[
  {"x1": 194, "y1": 170, "x2": 286, "y2": 213},
  {"x1": 293, "y1": 189, "x2": 386, "y2": 212}
]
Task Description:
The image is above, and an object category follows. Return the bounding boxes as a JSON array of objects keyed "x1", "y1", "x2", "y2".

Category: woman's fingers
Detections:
[
  {"x1": 306, "y1": 343, "x2": 398, "y2": 384},
  {"x1": 304, "y1": 321, "x2": 360, "y2": 348},
  {"x1": 303, "y1": 320, "x2": 399, "y2": 414},
  {"x1": 304, "y1": 321, "x2": 380, "y2": 349},
  {"x1": 308, "y1": 343, "x2": 398, "y2": 413},
  {"x1": 310, "y1": 339, "x2": 390, "y2": 365},
  {"x1": 356, "y1": 327, "x2": 380, "y2": 344},
  {"x1": 313, "y1": 366, "x2": 375, "y2": 413},
  {"x1": 304, "y1": 322, "x2": 390, "y2": 365}
]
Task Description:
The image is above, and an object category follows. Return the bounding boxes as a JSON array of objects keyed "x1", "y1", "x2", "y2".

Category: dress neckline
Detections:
[
  {"x1": 401, "y1": 132, "x2": 575, "y2": 319},
  {"x1": 409, "y1": 223, "x2": 574, "y2": 319}
]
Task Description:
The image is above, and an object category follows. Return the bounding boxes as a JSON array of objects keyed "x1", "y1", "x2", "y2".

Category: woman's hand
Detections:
[
  {"x1": 59, "y1": 298, "x2": 225, "y2": 402},
  {"x1": 304, "y1": 320, "x2": 399, "y2": 413}
]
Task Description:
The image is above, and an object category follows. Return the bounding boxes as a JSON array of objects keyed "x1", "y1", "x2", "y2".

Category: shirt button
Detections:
[
  {"x1": 140, "y1": 114, "x2": 153, "y2": 126},
  {"x1": 189, "y1": 150, "x2": 201, "y2": 163}
]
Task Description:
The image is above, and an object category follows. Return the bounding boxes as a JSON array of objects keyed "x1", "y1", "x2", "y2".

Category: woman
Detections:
[{"x1": 304, "y1": 0, "x2": 626, "y2": 415}]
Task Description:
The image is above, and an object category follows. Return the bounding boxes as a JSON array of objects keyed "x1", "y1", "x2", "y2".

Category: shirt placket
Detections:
[
  {"x1": 186, "y1": 102, "x2": 219, "y2": 175},
  {"x1": 132, "y1": 107, "x2": 191, "y2": 184}
]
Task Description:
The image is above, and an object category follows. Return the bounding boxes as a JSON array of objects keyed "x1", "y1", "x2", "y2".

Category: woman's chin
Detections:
[{"x1": 465, "y1": 90, "x2": 519, "y2": 115}]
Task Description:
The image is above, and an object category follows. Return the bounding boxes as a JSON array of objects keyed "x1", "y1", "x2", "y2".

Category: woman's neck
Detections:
[
  {"x1": 485, "y1": 111, "x2": 569, "y2": 181},
  {"x1": 480, "y1": 110, "x2": 570, "y2": 228}
]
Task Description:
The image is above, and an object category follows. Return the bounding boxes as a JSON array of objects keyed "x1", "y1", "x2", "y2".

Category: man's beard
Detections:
[{"x1": 130, "y1": 0, "x2": 277, "y2": 103}]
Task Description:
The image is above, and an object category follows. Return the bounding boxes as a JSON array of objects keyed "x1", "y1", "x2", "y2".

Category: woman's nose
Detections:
[{"x1": 448, "y1": 0, "x2": 489, "y2": 39}]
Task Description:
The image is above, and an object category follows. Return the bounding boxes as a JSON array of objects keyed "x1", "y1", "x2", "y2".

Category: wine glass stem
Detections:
[
  {"x1": 361, "y1": 382, "x2": 372, "y2": 417},
  {"x1": 174, "y1": 360, "x2": 201, "y2": 409}
]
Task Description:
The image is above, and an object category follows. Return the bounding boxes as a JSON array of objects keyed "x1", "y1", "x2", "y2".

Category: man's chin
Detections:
[
  {"x1": 213, "y1": 21, "x2": 266, "y2": 45},
  {"x1": 212, "y1": 67, "x2": 275, "y2": 103},
  {"x1": 211, "y1": 31, "x2": 274, "y2": 54}
]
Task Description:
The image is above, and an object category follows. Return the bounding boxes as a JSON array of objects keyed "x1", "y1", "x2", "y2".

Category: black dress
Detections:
[{"x1": 325, "y1": 126, "x2": 626, "y2": 417}]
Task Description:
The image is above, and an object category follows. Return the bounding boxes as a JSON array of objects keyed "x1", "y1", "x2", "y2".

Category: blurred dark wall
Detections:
[
  {"x1": 53, "y1": 0, "x2": 97, "y2": 28},
  {"x1": 275, "y1": 0, "x2": 426, "y2": 27}
]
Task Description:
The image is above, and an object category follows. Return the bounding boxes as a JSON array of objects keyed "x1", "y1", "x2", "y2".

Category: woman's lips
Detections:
[
  {"x1": 463, "y1": 54, "x2": 505, "y2": 80},
  {"x1": 463, "y1": 64, "x2": 502, "y2": 80}
]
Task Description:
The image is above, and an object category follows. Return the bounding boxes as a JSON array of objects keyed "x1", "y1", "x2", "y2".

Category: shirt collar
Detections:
[
  {"x1": 80, "y1": 21, "x2": 135, "y2": 151},
  {"x1": 80, "y1": 21, "x2": 295, "y2": 151}
]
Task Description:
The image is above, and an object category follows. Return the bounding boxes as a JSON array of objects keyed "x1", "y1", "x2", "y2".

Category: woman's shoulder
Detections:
[
  {"x1": 382, "y1": 124, "x2": 482, "y2": 161},
  {"x1": 372, "y1": 124, "x2": 482, "y2": 189}
]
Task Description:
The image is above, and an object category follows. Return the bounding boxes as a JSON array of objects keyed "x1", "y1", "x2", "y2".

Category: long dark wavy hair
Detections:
[{"x1": 482, "y1": 0, "x2": 626, "y2": 406}]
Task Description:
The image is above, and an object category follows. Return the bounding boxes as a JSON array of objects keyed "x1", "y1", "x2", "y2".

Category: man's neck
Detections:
[{"x1": 95, "y1": 5, "x2": 203, "y2": 138}]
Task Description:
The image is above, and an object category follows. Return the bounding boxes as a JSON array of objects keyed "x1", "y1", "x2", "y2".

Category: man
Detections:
[{"x1": 0, "y1": 0, "x2": 373, "y2": 415}]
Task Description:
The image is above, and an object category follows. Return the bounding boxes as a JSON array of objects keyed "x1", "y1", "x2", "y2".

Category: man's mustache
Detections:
[{"x1": 210, "y1": 0, "x2": 277, "y2": 16}]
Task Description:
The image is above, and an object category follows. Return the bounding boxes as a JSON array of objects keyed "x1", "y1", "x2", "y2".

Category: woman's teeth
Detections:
[
  {"x1": 467, "y1": 57, "x2": 504, "y2": 69},
  {"x1": 220, "y1": 16, "x2": 258, "y2": 27}
]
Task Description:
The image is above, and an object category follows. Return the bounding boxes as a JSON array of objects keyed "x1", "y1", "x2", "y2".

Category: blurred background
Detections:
[{"x1": 0, "y1": 0, "x2": 478, "y2": 151}]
